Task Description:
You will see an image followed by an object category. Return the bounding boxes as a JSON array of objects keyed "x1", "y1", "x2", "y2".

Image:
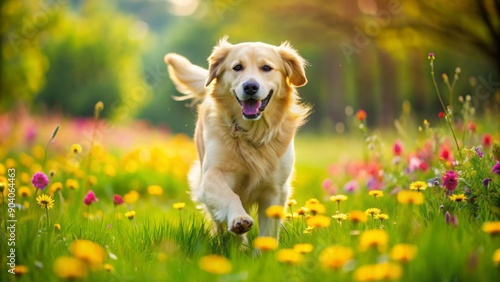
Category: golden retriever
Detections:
[{"x1": 164, "y1": 37, "x2": 310, "y2": 245}]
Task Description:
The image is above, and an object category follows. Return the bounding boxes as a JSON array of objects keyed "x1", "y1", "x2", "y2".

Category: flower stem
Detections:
[{"x1": 430, "y1": 62, "x2": 462, "y2": 160}]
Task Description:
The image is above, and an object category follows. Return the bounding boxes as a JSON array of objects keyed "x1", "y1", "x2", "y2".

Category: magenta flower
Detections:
[
  {"x1": 343, "y1": 179, "x2": 359, "y2": 193},
  {"x1": 475, "y1": 147, "x2": 484, "y2": 158},
  {"x1": 32, "y1": 172, "x2": 49, "y2": 190},
  {"x1": 492, "y1": 162, "x2": 500, "y2": 175},
  {"x1": 113, "y1": 194, "x2": 124, "y2": 206},
  {"x1": 442, "y1": 171, "x2": 459, "y2": 194},
  {"x1": 83, "y1": 190, "x2": 99, "y2": 206},
  {"x1": 393, "y1": 141, "x2": 403, "y2": 156}
]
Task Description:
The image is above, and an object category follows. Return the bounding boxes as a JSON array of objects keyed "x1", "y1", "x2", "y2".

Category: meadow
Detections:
[{"x1": 1, "y1": 74, "x2": 500, "y2": 281}]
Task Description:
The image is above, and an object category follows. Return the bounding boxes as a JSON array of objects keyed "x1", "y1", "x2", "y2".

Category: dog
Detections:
[{"x1": 164, "y1": 37, "x2": 310, "y2": 245}]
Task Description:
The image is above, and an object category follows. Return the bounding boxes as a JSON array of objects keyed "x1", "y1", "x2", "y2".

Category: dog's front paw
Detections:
[{"x1": 229, "y1": 215, "x2": 253, "y2": 234}]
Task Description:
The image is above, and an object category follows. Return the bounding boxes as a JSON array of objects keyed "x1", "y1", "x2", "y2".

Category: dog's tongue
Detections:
[{"x1": 242, "y1": 99, "x2": 262, "y2": 116}]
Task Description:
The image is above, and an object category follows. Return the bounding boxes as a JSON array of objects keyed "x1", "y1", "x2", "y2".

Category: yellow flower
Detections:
[
  {"x1": 54, "y1": 223, "x2": 61, "y2": 231},
  {"x1": 18, "y1": 186, "x2": 32, "y2": 197},
  {"x1": 13, "y1": 265, "x2": 28, "y2": 276},
  {"x1": 354, "y1": 263, "x2": 402, "y2": 281},
  {"x1": 368, "y1": 190, "x2": 383, "y2": 197},
  {"x1": 71, "y1": 144, "x2": 82, "y2": 154},
  {"x1": 330, "y1": 194, "x2": 348, "y2": 202},
  {"x1": 276, "y1": 249, "x2": 304, "y2": 265},
  {"x1": 305, "y1": 198, "x2": 320, "y2": 205},
  {"x1": 94, "y1": 101, "x2": 104, "y2": 118},
  {"x1": 303, "y1": 226, "x2": 314, "y2": 234},
  {"x1": 36, "y1": 194, "x2": 55, "y2": 210},
  {"x1": 293, "y1": 243, "x2": 314, "y2": 254},
  {"x1": 493, "y1": 248, "x2": 500, "y2": 267},
  {"x1": 306, "y1": 202, "x2": 326, "y2": 215},
  {"x1": 254, "y1": 237, "x2": 278, "y2": 252},
  {"x1": 332, "y1": 212, "x2": 348, "y2": 224},
  {"x1": 66, "y1": 179, "x2": 79, "y2": 190},
  {"x1": 390, "y1": 244, "x2": 418, "y2": 263},
  {"x1": 53, "y1": 256, "x2": 88, "y2": 279},
  {"x1": 199, "y1": 255, "x2": 232, "y2": 274},
  {"x1": 449, "y1": 194, "x2": 467, "y2": 203},
  {"x1": 397, "y1": 190, "x2": 424, "y2": 205},
  {"x1": 104, "y1": 164, "x2": 117, "y2": 177},
  {"x1": 87, "y1": 175, "x2": 97, "y2": 187},
  {"x1": 349, "y1": 210, "x2": 368, "y2": 223},
  {"x1": 173, "y1": 202, "x2": 186, "y2": 210},
  {"x1": 287, "y1": 199, "x2": 297, "y2": 207},
  {"x1": 70, "y1": 240, "x2": 106, "y2": 270},
  {"x1": 306, "y1": 215, "x2": 331, "y2": 228},
  {"x1": 147, "y1": 185, "x2": 163, "y2": 196},
  {"x1": 123, "y1": 190, "x2": 140, "y2": 204},
  {"x1": 265, "y1": 205, "x2": 285, "y2": 219},
  {"x1": 319, "y1": 245, "x2": 353, "y2": 270},
  {"x1": 49, "y1": 182, "x2": 63, "y2": 194},
  {"x1": 296, "y1": 207, "x2": 308, "y2": 216},
  {"x1": 125, "y1": 210, "x2": 136, "y2": 220},
  {"x1": 482, "y1": 221, "x2": 500, "y2": 236},
  {"x1": 359, "y1": 229, "x2": 389, "y2": 252},
  {"x1": 374, "y1": 213, "x2": 389, "y2": 221},
  {"x1": 409, "y1": 181, "x2": 428, "y2": 192},
  {"x1": 365, "y1": 208, "x2": 381, "y2": 217},
  {"x1": 104, "y1": 264, "x2": 114, "y2": 272}
]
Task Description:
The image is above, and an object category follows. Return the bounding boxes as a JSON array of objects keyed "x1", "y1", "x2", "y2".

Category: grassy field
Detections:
[{"x1": 1, "y1": 106, "x2": 499, "y2": 282}]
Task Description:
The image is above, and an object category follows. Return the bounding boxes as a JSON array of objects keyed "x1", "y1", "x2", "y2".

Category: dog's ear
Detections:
[
  {"x1": 206, "y1": 36, "x2": 232, "y2": 86},
  {"x1": 278, "y1": 42, "x2": 308, "y2": 87}
]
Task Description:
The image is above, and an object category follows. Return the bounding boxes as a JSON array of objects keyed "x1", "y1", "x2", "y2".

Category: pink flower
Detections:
[
  {"x1": 83, "y1": 190, "x2": 99, "y2": 206},
  {"x1": 492, "y1": 162, "x2": 500, "y2": 175},
  {"x1": 113, "y1": 194, "x2": 124, "y2": 206},
  {"x1": 393, "y1": 141, "x2": 403, "y2": 156},
  {"x1": 32, "y1": 172, "x2": 49, "y2": 190},
  {"x1": 442, "y1": 171, "x2": 459, "y2": 194},
  {"x1": 343, "y1": 179, "x2": 359, "y2": 193}
]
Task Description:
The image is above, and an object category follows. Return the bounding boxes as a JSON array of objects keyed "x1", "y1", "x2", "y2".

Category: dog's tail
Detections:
[{"x1": 164, "y1": 53, "x2": 208, "y2": 105}]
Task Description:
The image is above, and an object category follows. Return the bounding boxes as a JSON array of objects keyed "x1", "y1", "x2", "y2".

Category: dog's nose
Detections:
[{"x1": 243, "y1": 81, "x2": 259, "y2": 95}]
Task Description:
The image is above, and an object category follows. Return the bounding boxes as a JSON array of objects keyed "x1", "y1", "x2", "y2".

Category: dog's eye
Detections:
[
  {"x1": 261, "y1": 65, "x2": 273, "y2": 72},
  {"x1": 233, "y1": 64, "x2": 243, "y2": 71}
]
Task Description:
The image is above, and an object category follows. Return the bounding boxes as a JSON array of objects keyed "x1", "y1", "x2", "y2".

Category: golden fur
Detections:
[{"x1": 164, "y1": 37, "x2": 310, "y2": 243}]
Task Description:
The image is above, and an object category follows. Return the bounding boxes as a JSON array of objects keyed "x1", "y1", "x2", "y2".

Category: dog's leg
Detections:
[{"x1": 198, "y1": 169, "x2": 254, "y2": 235}]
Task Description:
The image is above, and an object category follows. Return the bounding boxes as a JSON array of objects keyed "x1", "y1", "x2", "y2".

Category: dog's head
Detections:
[{"x1": 205, "y1": 37, "x2": 307, "y2": 121}]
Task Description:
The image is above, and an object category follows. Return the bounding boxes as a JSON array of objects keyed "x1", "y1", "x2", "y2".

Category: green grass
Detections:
[{"x1": 1, "y1": 118, "x2": 499, "y2": 281}]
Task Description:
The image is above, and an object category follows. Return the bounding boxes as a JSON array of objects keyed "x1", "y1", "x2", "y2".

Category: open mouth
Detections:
[{"x1": 235, "y1": 90, "x2": 273, "y2": 120}]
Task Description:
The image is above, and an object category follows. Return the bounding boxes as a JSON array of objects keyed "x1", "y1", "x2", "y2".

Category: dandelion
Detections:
[
  {"x1": 293, "y1": 243, "x2": 314, "y2": 254},
  {"x1": 303, "y1": 226, "x2": 315, "y2": 234},
  {"x1": 332, "y1": 212, "x2": 348, "y2": 225},
  {"x1": 113, "y1": 194, "x2": 124, "y2": 206},
  {"x1": 53, "y1": 256, "x2": 88, "y2": 279},
  {"x1": 18, "y1": 186, "x2": 32, "y2": 197},
  {"x1": 276, "y1": 249, "x2": 304, "y2": 265},
  {"x1": 147, "y1": 185, "x2": 163, "y2": 196},
  {"x1": 173, "y1": 202, "x2": 186, "y2": 210},
  {"x1": 287, "y1": 199, "x2": 297, "y2": 207},
  {"x1": 198, "y1": 255, "x2": 232, "y2": 274},
  {"x1": 365, "y1": 208, "x2": 381, "y2": 217},
  {"x1": 368, "y1": 190, "x2": 383, "y2": 198},
  {"x1": 54, "y1": 223, "x2": 61, "y2": 231},
  {"x1": 397, "y1": 190, "x2": 424, "y2": 205},
  {"x1": 482, "y1": 221, "x2": 500, "y2": 236},
  {"x1": 449, "y1": 194, "x2": 467, "y2": 203},
  {"x1": 409, "y1": 181, "x2": 428, "y2": 192},
  {"x1": 71, "y1": 144, "x2": 82, "y2": 154},
  {"x1": 349, "y1": 210, "x2": 368, "y2": 224},
  {"x1": 442, "y1": 171, "x2": 459, "y2": 194},
  {"x1": 330, "y1": 194, "x2": 348, "y2": 210},
  {"x1": 49, "y1": 182, "x2": 63, "y2": 195},
  {"x1": 254, "y1": 237, "x2": 278, "y2": 252},
  {"x1": 265, "y1": 205, "x2": 285, "y2": 219},
  {"x1": 306, "y1": 202, "x2": 326, "y2": 215},
  {"x1": 359, "y1": 229, "x2": 389, "y2": 252},
  {"x1": 125, "y1": 210, "x2": 136, "y2": 220},
  {"x1": 87, "y1": 175, "x2": 97, "y2": 187},
  {"x1": 319, "y1": 245, "x2": 353, "y2": 270},
  {"x1": 390, "y1": 244, "x2": 418, "y2": 263},
  {"x1": 83, "y1": 190, "x2": 99, "y2": 206},
  {"x1": 356, "y1": 109, "x2": 367, "y2": 121},
  {"x1": 70, "y1": 239, "x2": 106, "y2": 270},
  {"x1": 32, "y1": 172, "x2": 49, "y2": 190},
  {"x1": 296, "y1": 207, "x2": 308, "y2": 216},
  {"x1": 306, "y1": 215, "x2": 331, "y2": 228},
  {"x1": 374, "y1": 213, "x2": 389, "y2": 222},
  {"x1": 13, "y1": 265, "x2": 28, "y2": 276},
  {"x1": 66, "y1": 179, "x2": 79, "y2": 190},
  {"x1": 104, "y1": 264, "x2": 114, "y2": 272},
  {"x1": 493, "y1": 248, "x2": 500, "y2": 267},
  {"x1": 36, "y1": 194, "x2": 54, "y2": 210},
  {"x1": 123, "y1": 190, "x2": 139, "y2": 203}
]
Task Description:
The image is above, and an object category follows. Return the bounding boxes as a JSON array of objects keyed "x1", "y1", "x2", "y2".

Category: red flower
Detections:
[
  {"x1": 356, "y1": 110, "x2": 367, "y2": 121},
  {"x1": 467, "y1": 122, "x2": 476, "y2": 133},
  {"x1": 393, "y1": 141, "x2": 403, "y2": 156},
  {"x1": 483, "y1": 134, "x2": 492, "y2": 147},
  {"x1": 438, "y1": 112, "x2": 445, "y2": 118},
  {"x1": 113, "y1": 194, "x2": 124, "y2": 206},
  {"x1": 83, "y1": 190, "x2": 99, "y2": 206}
]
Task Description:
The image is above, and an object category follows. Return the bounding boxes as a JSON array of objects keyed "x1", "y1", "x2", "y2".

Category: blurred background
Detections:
[{"x1": 1, "y1": 0, "x2": 499, "y2": 135}]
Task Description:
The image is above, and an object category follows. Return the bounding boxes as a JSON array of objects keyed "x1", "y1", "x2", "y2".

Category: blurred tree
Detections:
[{"x1": 36, "y1": 0, "x2": 150, "y2": 120}]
